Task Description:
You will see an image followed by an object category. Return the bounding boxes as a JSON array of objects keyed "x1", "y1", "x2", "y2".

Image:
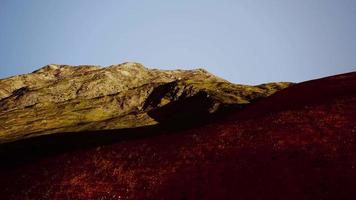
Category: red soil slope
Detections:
[{"x1": 0, "y1": 72, "x2": 356, "y2": 200}]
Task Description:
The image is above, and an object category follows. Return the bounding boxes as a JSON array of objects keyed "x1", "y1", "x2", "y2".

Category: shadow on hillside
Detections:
[{"x1": 0, "y1": 100, "x2": 242, "y2": 170}]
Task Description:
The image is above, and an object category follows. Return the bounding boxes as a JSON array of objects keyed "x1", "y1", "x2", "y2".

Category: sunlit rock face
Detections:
[{"x1": 0, "y1": 62, "x2": 291, "y2": 143}]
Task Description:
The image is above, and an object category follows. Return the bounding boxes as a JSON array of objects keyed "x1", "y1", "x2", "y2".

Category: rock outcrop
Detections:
[{"x1": 0, "y1": 62, "x2": 291, "y2": 143}]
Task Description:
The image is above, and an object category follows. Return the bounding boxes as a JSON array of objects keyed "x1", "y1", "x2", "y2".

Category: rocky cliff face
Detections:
[{"x1": 0, "y1": 62, "x2": 291, "y2": 143}]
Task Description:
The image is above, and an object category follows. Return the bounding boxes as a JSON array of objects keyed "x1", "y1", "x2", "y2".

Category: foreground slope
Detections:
[
  {"x1": 0, "y1": 62, "x2": 290, "y2": 143},
  {"x1": 0, "y1": 71, "x2": 355, "y2": 200}
]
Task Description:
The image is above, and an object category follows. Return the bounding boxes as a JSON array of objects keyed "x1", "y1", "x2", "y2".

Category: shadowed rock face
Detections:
[{"x1": 0, "y1": 62, "x2": 291, "y2": 143}]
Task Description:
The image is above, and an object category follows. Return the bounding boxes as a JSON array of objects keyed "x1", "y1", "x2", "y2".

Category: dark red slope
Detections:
[{"x1": 1, "y1": 72, "x2": 356, "y2": 200}]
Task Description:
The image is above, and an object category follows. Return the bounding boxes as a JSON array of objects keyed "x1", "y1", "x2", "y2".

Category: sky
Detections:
[{"x1": 0, "y1": 0, "x2": 355, "y2": 84}]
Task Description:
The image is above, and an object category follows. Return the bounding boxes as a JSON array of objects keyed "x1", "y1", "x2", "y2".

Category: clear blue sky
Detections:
[{"x1": 0, "y1": 0, "x2": 355, "y2": 84}]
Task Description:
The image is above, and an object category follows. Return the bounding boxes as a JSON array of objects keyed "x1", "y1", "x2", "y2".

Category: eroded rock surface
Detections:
[{"x1": 0, "y1": 62, "x2": 291, "y2": 143}]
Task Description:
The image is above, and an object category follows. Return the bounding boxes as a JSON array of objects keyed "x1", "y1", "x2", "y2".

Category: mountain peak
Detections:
[
  {"x1": 33, "y1": 64, "x2": 61, "y2": 73},
  {"x1": 109, "y1": 62, "x2": 146, "y2": 68},
  {"x1": 33, "y1": 64, "x2": 101, "y2": 73}
]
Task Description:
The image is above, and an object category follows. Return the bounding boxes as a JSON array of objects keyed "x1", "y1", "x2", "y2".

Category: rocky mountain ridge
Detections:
[{"x1": 0, "y1": 62, "x2": 291, "y2": 143}]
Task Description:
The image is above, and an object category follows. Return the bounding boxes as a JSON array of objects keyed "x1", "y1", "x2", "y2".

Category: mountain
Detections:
[
  {"x1": 0, "y1": 62, "x2": 290, "y2": 143},
  {"x1": 0, "y1": 65, "x2": 355, "y2": 200}
]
